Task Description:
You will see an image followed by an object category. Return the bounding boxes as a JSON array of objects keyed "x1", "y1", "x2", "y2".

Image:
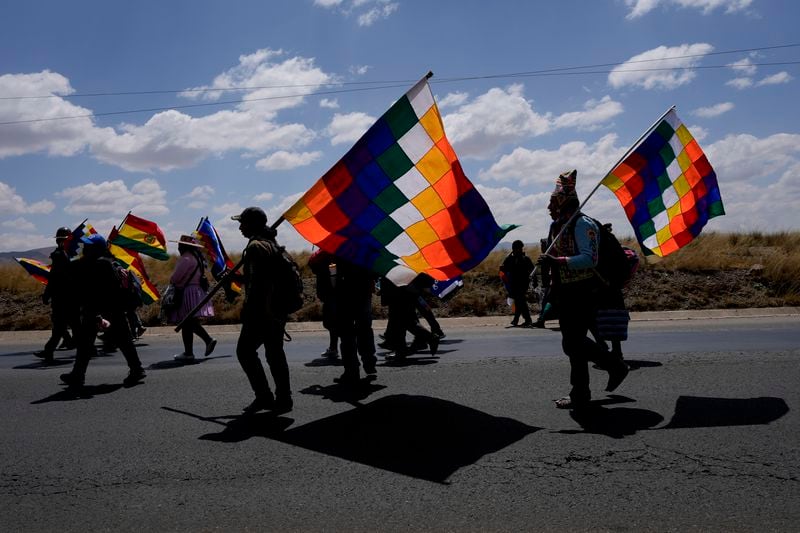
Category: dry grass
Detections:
[{"x1": 1, "y1": 231, "x2": 798, "y2": 330}]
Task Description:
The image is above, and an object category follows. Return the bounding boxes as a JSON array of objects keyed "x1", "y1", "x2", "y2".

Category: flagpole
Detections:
[
  {"x1": 535, "y1": 105, "x2": 675, "y2": 272},
  {"x1": 175, "y1": 216, "x2": 285, "y2": 332}
]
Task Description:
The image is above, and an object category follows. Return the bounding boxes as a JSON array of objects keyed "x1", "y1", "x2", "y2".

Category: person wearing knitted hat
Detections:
[{"x1": 537, "y1": 169, "x2": 628, "y2": 409}]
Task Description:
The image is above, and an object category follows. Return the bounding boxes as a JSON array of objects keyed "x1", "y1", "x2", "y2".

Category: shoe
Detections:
[
  {"x1": 57, "y1": 342, "x2": 75, "y2": 350},
  {"x1": 429, "y1": 336, "x2": 439, "y2": 356},
  {"x1": 532, "y1": 320, "x2": 546, "y2": 328},
  {"x1": 362, "y1": 359, "x2": 377, "y2": 375},
  {"x1": 136, "y1": 327, "x2": 147, "y2": 338},
  {"x1": 173, "y1": 353, "x2": 195, "y2": 361},
  {"x1": 521, "y1": 322, "x2": 535, "y2": 328},
  {"x1": 554, "y1": 396, "x2": 589, "y2": 410},
  {"x1": 273, "y1": 395, "x2": 293, "y2": 413},
  {"x1": 204, "y1": 339, "x2": 217, "y2": 357},
  {"x1": 242, "y1": 394, "x2": 275, "y2": 414},
  {"x1": 409, "y1": 338, "x2": 428, "y2": 352},
  {"x1": 321, "y1": 347, "x2": 338, "y2": 359},
  {"x1": 60, "y1": 372, "x2": 84, "y2": 387},
  {"x1": 432, "y1": 330, "x2": 446, "y2": 339},
  {"x1": 123, "y1": 369, "x2": 146, "y2": 386},
  {"x1": 606, "y1": 362, "x2": 629, "y2": 392},
  {"x1": 509, "y1": 321, "x2": 519, "y2": 327},
  {"x1": 34, "y1": 350, "x2": 54, "y2": 361},
  {"x1": 334, "y1": 371, "x2": 360, "y2": 385}
]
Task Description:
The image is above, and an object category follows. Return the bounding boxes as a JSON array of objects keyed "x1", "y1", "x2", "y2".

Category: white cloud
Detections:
[
  {"x1": 255, "y1": 150, "x2": 322, "y2": 171},
  {"x1": 608, "y1": 43, "x2": 714, "y2": 90},
  {"x1": 688, "y1": 125, "x2": 709, "y2": 141},
  {"x1": 1, "y1": 217, "x2": 36, "y2": 231},
  {"x1": 212, "y1": 202, "x2": 244, "y2": 216},
  {"x1": 319, "y1": 98, "x2": 340, "y2": 109},
  {"x1": 314, "y1": 0, "x2": 344, "y2": 6},
  {"x1": 57, "y1": 178, "x2": 168, "y2": 217},
  {"x1": 0, "y1": 232, "x2": 53, "y2": 252},
  {"x1": 0, "y1": 181, "x2": 55, "y2": 215},
  {"x1": 253, "y1": 192, "x2": 274, "y2": 202},
  {"x1": 727, "y1": 57, "x2": 757, "y2": 76},
  {"x1": 726, "y1": 77, "x2": 753, "y2": 89},
  {"x1": 691, "y1": 102, "x2": 734, "y2": 118},
  {"x1": 551, "y1": 96, "x2": 624, "y2": 131},
  {"x1": 349, "y1": 65, "x2": 370, "y2": 76},
  {"x1": 705, "y1": 133, "x2": 800, "y2": 184},
  {"x1": 438, "y1": 91, "x2": 469, "y2": 108},
  {"x1": 326, "y1": 112, "x2": 375, "y2": 145},
  {"x1": 625, "y1": 0, "x2": 753, "y2": 19},
  {"x1": 443, "y1": 84, "x2": 551, "y2": 158},
  {"x1": 479, "y1": 133, "x2": 624, "y2": 187},
  {"x1": 0, "y1": 71, "x2": 112, "y2": 159},
  {"x1": 186, "y1": 185, "x2": 215, "y2": 199},
  {"x1": 358, "y1": 2, "x2": 399, "y2": 26},
  {"x1": 756, "y1": 71, "x2": 792, "y2": 86}
]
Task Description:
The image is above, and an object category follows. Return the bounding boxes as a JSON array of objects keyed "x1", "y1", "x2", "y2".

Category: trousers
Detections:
[{"x1": 236, "y1": 317, "x2": 291, "y2": 400}]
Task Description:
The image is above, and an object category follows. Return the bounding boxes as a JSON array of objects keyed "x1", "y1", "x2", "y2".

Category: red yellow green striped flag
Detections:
[
  {"x1": 108, "y1": 234, "x2": 161, "y2": 304},
  {"x1": 109, "y1": 213, "x2": 168, "y2": 260}
]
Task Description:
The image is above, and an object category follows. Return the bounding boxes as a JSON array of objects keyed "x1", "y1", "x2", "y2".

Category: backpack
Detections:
[
  {"x1": 586, "y1": 217, "x2": 639, "y2": 289},
  {"x1": 273, "y1": 245, "x2": 304, "y2": 314},
  {"x1": 104, "y1": 257, "x2": 143, "y2": 310}
]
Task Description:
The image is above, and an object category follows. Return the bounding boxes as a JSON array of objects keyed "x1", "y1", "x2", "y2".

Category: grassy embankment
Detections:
[{"x1": 1, "y1": 231, "x2": 798, "y2": 331}]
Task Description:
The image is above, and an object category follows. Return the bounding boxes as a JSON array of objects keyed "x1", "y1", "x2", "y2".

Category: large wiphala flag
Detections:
[
  {"x1": 602, "y1": 108, "x2": 724, "y2": 257},
  {"x1": 284, "y1": 75, "x2": 514, "y2": 285}
]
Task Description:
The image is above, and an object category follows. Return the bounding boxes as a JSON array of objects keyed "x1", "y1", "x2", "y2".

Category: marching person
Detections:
[
  {"x1": 537, "y1": 169, "x2": 628, "y2": 409},
  {"x1": 60, "y1": 234, "x2": 146, "y2": 388},
  {"x1": 35, "y1": 227, "x2": 79, "y2": 363},
  {"x1": 308, "y1": 249, "x2": 339, "y2": 360},
  {"x1": 168, "y1": 235, "x2": 217, "y2": 361},
  {"x1": 231, "y1": 207, "x2": 293, "y2": 414},
  {"x1": 501, "y1": 240, "x2": 535, "y2": 327}
]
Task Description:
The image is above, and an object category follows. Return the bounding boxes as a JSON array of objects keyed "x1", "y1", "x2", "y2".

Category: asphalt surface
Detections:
[{"x1": 1, "y1": 308, "x2": 799, "y2": 532}]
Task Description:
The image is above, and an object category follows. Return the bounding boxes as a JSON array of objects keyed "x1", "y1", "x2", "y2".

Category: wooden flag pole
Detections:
[
  {"x1": 534, "y1": 105, "x2": 676, "y2": 273},
  {"x1": 174, "y1": 216, "x2": 284, "y2": 332}
]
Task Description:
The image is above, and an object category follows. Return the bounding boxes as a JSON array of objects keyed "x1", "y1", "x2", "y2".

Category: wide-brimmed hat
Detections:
[
  {"x1": 231, "y1": 206, "x2": 267, "y2": 226},
  {"x1": 171, "y1": 234, "x2": 204, "y2": 248}
]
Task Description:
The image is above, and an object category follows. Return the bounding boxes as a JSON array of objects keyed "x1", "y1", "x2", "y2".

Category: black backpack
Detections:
[
  {"x1": 104, "y1": 257, "x2": 143, "y2": 310},
  {"x1": 274, "y1": 246, "x2": 304, "y2": 315},
  {"x1": 586, "y1": 217, "x2": 639, "y2": 289}
]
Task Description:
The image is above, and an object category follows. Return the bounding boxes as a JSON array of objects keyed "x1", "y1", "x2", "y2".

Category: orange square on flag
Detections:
[
  {"x1": 295, "y1": 216, "x2": 332, "y2": 243},
  {"x1": 304, "y1": 180, "x2": 334, "y2": 215}
]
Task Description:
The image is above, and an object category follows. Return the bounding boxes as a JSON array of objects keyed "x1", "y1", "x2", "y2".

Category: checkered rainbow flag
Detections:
[
  {"x1": 601, "y1": 108, "x2": 724, "y2": 257},
  {"x1": 284, "y1": 74, "x2": 515, "y2": 285}
]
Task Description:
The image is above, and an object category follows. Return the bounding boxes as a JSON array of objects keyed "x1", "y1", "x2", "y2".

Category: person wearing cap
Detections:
[
  {"x1": 34, "y1": 227, "x2": 80, "y2": 363},
  {"x1": 167, "y1": 234, "x2": 217, "y2": 361},
  {"x1": 231, "y1": 206, "x2": 293, "y2": 414},
  {"x1": 501, "y1": 239, "x2": 535, "y2": 327},
  {"x1": 60, "y1": 234, "x2": 146, "y2": 388},
  {"x1": 537, "y1": 169, "x2": 628, "y2": 409}
]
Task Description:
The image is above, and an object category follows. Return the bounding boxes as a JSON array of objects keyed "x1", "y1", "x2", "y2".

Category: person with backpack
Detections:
[
  {"x1": 536, "y1": 169, "x2": 628, "y2": 410},
  {"x1": 231, "y1": 207, "x2": 293, "y2": 414},
  {"x1": 60, "y1": 234, "x2": 146, "y2": 388},
  {"x1": 501, "y1": 240, "x2": 536, "y2": 327},
  {"x1": 168, "y1": 235, "x2": 217, "y2": 362}
]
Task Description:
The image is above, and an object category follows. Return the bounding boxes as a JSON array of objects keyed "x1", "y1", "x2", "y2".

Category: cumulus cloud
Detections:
[
  {"x1": 756, "y1": 71, "x2": 792, "y2": 86},
  {"x1": 1, "y1": 217, "x2": 37, "y2": 231},
  {"x1": 0, "y1": 181, "x2": 55, "y2": 215},
  {"x1": 437, "y1": 91, "x2": 469, "y2": 108},
  {"x1": 625, "y1": 0, "x2": 753, "y2": 19},
  {"x1": 255, "y1": 150, "x2": 322, "y2": 171},
  {"x1": 358, "y1": 2, "x2": 399, "y2": 26},
  {"x1": 326, "y1": 112, "x2": 375, "y2": 145},
  {"x1": 319, "y1": 98, "x2": 340, "y2": 109},
  {"x1": 726, "y1": 77, "x2": 753, "y2": 89},
  {"x1": 705, "y1": 133, "x2": 800, "y2": 184},
  {"x1": 57, "y1": 178, "x2": 168, "y2": 217},
  {"x1": 0, "y1": 232, "x2": 53, "y2": 252},
  {"x1": 692, "y1": 102, "x2": 734, "y2": 118},
  {"x1": 0, "y1": 71, "x2": 112, "y2": 159},
  {"x1": 349, "y1": 65, "x2": 370, "y2": 76},
  {"x1": 442, "y1": 86, "x2": 621, "y2": 159},
  {"x1": 186, "y1": 185, "x2": 215, "y2": 199},
  {"x1": 253, "y1": 192, "x2": 274, "y2": 202},
  {"x1": 479, "y1": 133, "x2": 624, "y2": 186},
  {"x1": 608, "y1": 43, "x2": 714, "y2": 90},
  {"x1": 313, "y1": 0, "x2": 399, "y2": 26},
  {"x1": 728, "y1": 57, "x2": 757, "y2": 76},
  {"x1": 551, "y1": 96, "x2": 624, "y2": 131}
]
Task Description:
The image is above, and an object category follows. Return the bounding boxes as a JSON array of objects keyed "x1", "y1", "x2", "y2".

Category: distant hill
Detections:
[{"x1": 0, "y1": 247, "x2": 52, "y2": 265}]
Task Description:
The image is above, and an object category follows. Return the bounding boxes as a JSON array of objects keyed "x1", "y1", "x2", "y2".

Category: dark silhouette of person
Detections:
[
  {"x1": 379, "y1": 277, "x2": 439, "y2": 359},
  {"x1": 501, "y1": 240, "x2": 535, "y2": 327},
  {"x1": 35, "y1": 227, "x2": 79, "y2": 363},
  {"x1": 308, "y1": 249, "x2": 339, "y2": 359},
  {"x1": 60, "y1": 234, "x2": 146, "y2": 388},
  {"x1": 537, "y1": 169, "x2": 628, "y2": 409},
  {"x1": 231, "y1": 207, "x2": 292, "y2": 414}
]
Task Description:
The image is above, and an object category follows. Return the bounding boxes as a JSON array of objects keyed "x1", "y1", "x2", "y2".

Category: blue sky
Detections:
[{"x1": 1, "y1": 0, "x2": 798, "y2": 254}]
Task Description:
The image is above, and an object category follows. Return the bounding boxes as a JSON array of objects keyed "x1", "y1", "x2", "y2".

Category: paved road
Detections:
[{"x1": 1, "y1": 310, "x2": 799, "y2": 532}]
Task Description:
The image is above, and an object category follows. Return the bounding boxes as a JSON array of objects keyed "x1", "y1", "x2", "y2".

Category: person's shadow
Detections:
[
  {"x1": 31, "y1": 384, "x2": 124, "y2": 404},
  {"x1": 148, "y1": 355, "x2": 231, "y2": 370},
  {"x1": 300, "y1": 377, "x2": 386, "y2": 405}
]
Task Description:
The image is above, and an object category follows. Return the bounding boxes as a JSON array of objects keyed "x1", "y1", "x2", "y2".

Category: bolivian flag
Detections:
[
  {"x1": 109, "y1": 213, "x2": 168, "y2": 260},
  {"x1": 15, "y1": 257, "x2": 51, "y2": 285},
  {"x1": 108, "y1": 237, "x2": 161, "y2": 304}
]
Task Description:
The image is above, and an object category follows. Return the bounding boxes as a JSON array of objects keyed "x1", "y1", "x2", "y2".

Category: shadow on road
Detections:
[
  {"x1": 625, "y1": 359, "x2": 663, "y2": 370},
  {"x1": 31, "y1": 384, "x2": 124, "y2": 404},
  {"x1": 663, "y1": 396, "x2": 790, "y2": 429},
  {"x1": 300, "y1": 378, "x2": 386, "y2": 405},
  {"x1": 165, "y1": 394, "x2": 538, "y2": 483},
  {"x1": 14, "y1": 358, "x2": 74, "y2": 370},
  {"x1": 148, "y1": 355, "x2": 231, "y2": 370},
  {"x1": 304, "y1": 357, "x2": 343, "y2": 367},
  {"x1": 557, "y1": 395, "x2": 665, "y2": 439}
]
